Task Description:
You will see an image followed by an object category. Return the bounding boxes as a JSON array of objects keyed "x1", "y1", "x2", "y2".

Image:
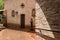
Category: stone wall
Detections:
[
  {"x1": 35, "y1": 0, "x2": 60, "y2": 40},
  {"x1": 35, "y1": 0, "x2": 60, "y2": 30}
]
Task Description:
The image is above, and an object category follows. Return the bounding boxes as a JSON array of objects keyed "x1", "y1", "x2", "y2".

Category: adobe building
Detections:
[{"x1": 4, "y1": 0, "x2": 36, "y2": 28}]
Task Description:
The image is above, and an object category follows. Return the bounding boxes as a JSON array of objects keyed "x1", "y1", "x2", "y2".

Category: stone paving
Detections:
[
  {"x1": 0, "y1": 29, "x2": 37, "y2": 40},
  {"x1": 0, "y1": 28, "x2": 60, "y2": 40}
]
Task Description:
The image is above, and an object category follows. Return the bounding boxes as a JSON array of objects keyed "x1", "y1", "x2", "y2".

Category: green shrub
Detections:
[
  {"x1": 0, "y1": 0, "x2": 4, "y2": 10},
  {"x1": 0, "y1": 15, "x2": 3, "y2": 23}
]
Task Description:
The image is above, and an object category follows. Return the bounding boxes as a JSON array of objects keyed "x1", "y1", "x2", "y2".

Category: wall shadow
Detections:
[
  {"x1": 36, "y1": 0, "x2": 60, "y2": 40},
  {"x1": 36, "y1": 32, "x2": 55, "y2": 40},
  {"x1": 3, "y1": 23, "x2": 35, "y2": 33}
]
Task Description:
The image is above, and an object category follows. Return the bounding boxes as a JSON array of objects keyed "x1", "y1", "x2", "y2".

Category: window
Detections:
[{"x1": 12, "y1": 10, "x2": 15, "y2": 17}]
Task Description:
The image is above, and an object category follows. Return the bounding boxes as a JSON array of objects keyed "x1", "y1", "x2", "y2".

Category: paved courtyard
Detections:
[
  {"x1": 0, "y1": 29, "x2": 37, "y2": 40},
  {"x1": 0, "y1": 24, "x2": 60, "y2": 40}
]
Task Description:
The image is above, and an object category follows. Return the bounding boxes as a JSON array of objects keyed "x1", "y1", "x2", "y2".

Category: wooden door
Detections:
[{"x1": 21, "y1": 14, "x2": 25, "y2": 28}]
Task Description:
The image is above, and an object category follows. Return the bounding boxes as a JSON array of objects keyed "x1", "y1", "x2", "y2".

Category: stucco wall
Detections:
[{"x1": 4, "y1": 0, "x2": 35, "y2": 26}]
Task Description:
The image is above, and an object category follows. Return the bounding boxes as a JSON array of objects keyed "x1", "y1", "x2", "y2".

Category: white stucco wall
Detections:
[{"x1": 4, "y1": 0, "x2": 35, "y2": 26}]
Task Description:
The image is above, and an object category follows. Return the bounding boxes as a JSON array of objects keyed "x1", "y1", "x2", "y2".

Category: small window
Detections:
[
  {"x1": 16, "y1": 11, "x2": 18, "y2": 15},
  {"x1": 21, "y1": 3, "x2": 25, "y2": 8},
  {"x1": 32, "y1": 9, "x2": 35, "y2": 17},
  {"x1": 12, "y1": 10, "x2": 15, "y2": 17}
]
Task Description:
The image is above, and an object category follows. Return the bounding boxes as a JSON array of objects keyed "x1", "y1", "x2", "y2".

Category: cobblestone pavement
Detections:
[{"x1": 0, "y1": 29, "x2": 37, "y2": 40}]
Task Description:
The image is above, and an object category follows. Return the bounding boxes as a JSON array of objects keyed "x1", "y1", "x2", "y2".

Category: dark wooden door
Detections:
[{"x1": 21, "y1": 14, "x2": 25, "y2": 28}]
